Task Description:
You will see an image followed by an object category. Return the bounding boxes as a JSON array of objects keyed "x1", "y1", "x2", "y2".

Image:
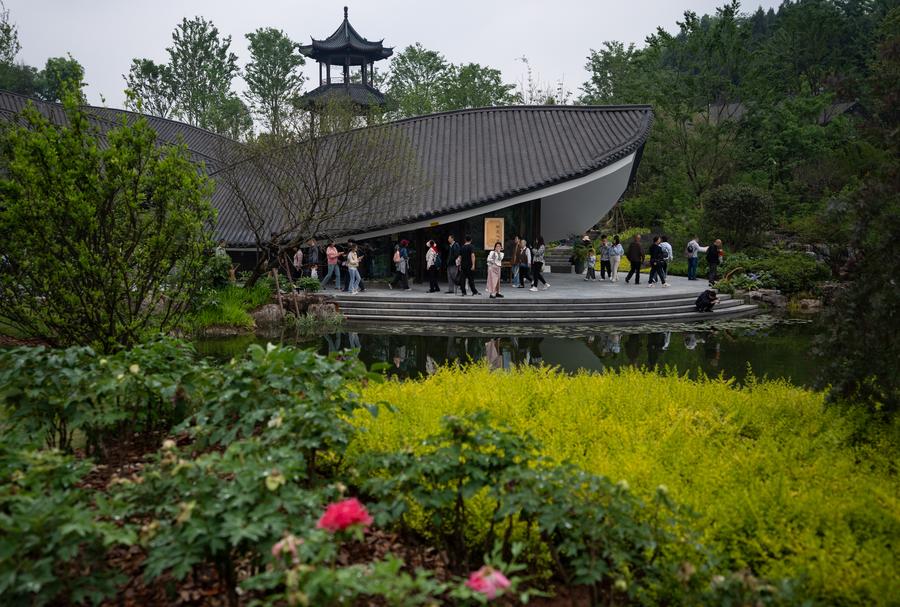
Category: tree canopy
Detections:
[
  {"x1": 244, "y1": 27, "x2": 305, "y2": 136},
  {"x1": 384, "y1": 43, "x2": 517, "y2": 119},
  {"x1": 0, "y1": 94, "x2": 216, "y2": 352}
]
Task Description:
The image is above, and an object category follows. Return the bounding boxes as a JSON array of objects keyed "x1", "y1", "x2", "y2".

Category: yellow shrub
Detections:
[{"x1": 352, "y1": 366, "x2": 900, "y2": 606}]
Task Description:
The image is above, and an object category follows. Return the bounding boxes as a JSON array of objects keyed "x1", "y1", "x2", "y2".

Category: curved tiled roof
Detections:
[
  {"x1": 212, "y1": 105, "x2": 653, "y2": 245},
  {"x1": 300, "y1": 83, "x2": 387, "y2": 108},
  {"x1": 0, "y1": 90, "x2": 652, "y2": 247},
  {"x1": 0, "y1": 89, "x2": 236, "y2": 174},
  {"x1": 299, "y1": 7, "x2": 393, "y2": 63}
]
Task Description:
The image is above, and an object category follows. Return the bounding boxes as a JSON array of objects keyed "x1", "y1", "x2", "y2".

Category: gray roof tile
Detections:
[{"x1": 0, "y1": 90, "x2": 652, "y2": 247}]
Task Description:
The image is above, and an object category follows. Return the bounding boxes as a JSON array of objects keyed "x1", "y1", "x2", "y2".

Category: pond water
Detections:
[{"x1": 195, "y1": 315, "x2": 822, "y2": 388}]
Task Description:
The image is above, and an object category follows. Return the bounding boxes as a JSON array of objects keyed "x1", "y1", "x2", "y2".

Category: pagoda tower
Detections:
[{"x1": 299, "y1": 7, "x2": 392, "y2": 112}]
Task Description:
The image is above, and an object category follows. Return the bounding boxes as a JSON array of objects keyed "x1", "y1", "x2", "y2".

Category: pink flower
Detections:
[
  {"x1": 271, "y1": 533, "x2": 302, "y2": 562},
  {"x1": 465, "y1": 566, "x2": 511, "y2": 600},
  {"x1": 315, "y1": 498, "x2": 373, "y2": 532}
]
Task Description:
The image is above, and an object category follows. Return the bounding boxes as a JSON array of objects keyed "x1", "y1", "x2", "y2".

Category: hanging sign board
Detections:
[{"x1": 484, "y1": 218, "x2": 504, "y2": 250}]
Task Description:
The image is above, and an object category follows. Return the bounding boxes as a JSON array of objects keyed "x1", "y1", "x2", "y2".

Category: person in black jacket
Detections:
[
  {"x1": 706, "y1": 239, "x2": 723, "y2": 286},
  {"x1": 458, "y1": 235, "x2": 479, "y2": 296},
  {"x1": 695, "y1": 289, "x2": 719, "y2": 312},
  {"x1": 446, "y1": 235, "x2": 461, "y2": 294},
  {"x1": 625, "y1": 234, "x2": 644, "y2": 284},
  {"x1": 647, "y1": 236, "x2": 665, "y2": 287}
]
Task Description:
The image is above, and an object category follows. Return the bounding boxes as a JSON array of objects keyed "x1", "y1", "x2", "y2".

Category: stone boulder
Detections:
[
  {"x1": 197, "y1": 324, "x2": 252, "y2": 338},
  {"x1": 795, "y1": 298, "x2": 824, "y2": 313},
  {"x1": 747, "y1": 288, "x2": 787, "y2": 308},
  {"x1": 307, "y1": 302, "x2": 341, "y2": 322},
  {"x1": 250, "y1": 303, "x2": 284, "y2": 326}
]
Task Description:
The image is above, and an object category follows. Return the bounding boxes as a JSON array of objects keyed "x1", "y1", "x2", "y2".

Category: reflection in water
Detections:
[
  {"x1": 194, "y1": 318, "x2": 819, "y2": 388},
  {"x1": 313, "y1": 321, "x2": 817, "y2": 386}
]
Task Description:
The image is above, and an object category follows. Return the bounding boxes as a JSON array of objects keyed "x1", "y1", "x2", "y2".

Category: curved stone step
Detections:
[
  {"x1": 340, "y1": 304, "x2": 761, "y2": 325},
  {"x1": 334, "y1": 296, "x2": 733, "y2": 312},
  {"x1": 337, "y1": 300, "x2": 747, "y2": 319},
  {"x1": 331, "y1": 292, "x2": 732, "y2": 306}
]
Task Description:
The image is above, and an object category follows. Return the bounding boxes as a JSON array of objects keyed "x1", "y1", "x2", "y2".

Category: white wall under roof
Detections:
[
  {"x1": 348, "y1": 152, "x2": 636, "y2": 242},
  {"x1": 539, "y1": 153, "x2": 635, "y2": 241}
]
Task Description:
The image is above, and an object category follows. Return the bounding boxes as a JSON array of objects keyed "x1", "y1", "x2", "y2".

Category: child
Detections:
[{"x1": 585, "y1": 248, "x2": 597, "y2": 281}]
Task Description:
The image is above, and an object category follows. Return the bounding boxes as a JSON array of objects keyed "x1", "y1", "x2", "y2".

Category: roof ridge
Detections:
[
  {"x1": 0, "y1": 89, "x2": 241, "y2": 145},
  {"x1": 379, "y1": 103, "x2": 654, "y2": 128}
]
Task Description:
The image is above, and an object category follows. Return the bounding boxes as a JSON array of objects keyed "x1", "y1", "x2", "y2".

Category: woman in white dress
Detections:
[{"x1": 487, "y1": 242, "x2": 504, "y2": 299}]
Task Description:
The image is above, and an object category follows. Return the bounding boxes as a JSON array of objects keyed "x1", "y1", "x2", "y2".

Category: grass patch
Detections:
[
  {"x1": 351, "y1": 365, "x2": 900, "y2": 606},
  {"x1": 188, "y1": 283, "x2": 272, "y2": 333}
]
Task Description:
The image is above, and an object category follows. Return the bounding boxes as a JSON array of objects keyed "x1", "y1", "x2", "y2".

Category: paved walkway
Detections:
[{"x1": 337, "y1": 272, "x2": 710, "y2": 301}]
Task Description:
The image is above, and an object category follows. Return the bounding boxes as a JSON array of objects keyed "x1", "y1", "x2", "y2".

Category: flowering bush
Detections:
[
  {"x1": 0, "y1": 338, "x2": 202, "y2": 455},
  {"x1": 246, "y1": 498, "x2": 530, "y2": 606},
  {"x1": 113, "y1": 436, "x2": 336, "y2": 607},
  {"x1": 316, "y1": 497, "x2": 373, "y2": 532},
  {"x1": 0, "y1": 438, "x2": 134, "y2": 606},
  {"x1": 465, "y1": 566, "x2": 511, "y2": 599}
]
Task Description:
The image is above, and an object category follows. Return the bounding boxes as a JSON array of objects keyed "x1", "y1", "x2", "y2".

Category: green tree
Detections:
[
  {"x1": 0, "y1": 61, "x2": 37, "y2": 95},
  {"x1": 440, "y1": 62, "x2": 516, "y2": 110},
  {"x1": 166, "y1": 16, "x2": 239, "y2": 130},
  {"x1": 0, "y1": 94, "x2": 216, "y2": 352},
  {"x1": 701, "y1": 184, "x2": 774, "y2": 249},
  {"x1": 208, "y1": 94, "x2": 253, "y2": 141},
  {"x1": 35, "y1": 55, "x2": 85, "y2": 102},
  {"x1": 217, "y1": 98, "x2": 421, "y2": 285},
  {"x1": 244, "y1": 27, "x2": 305, "y2": 136},
  {"x1": 124, "y1": 58, "x2": 176, "y2": 118},
  {"x1": 817, "y1": 6, "x2": 900, "y2": 415},
  {"x1": 385, "y1": 43, "x2": 450, "y2": 118},
  {"x1": 580, "y1": 41, "x2": 651, "y2": 104},
  {"x1": 0, "y1": 0, "x2": 20, "y2": 64}
]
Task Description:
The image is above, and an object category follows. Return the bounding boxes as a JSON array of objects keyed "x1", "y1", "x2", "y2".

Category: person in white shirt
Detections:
[
  {"x1": 517, "y1": 239, "x2": 532, "y2": 288},
  {"x1": 660, "y1": 236, "x2": 674, "y2": 286},
  {"x1": 685, "y1": 235, "x2": 708, "y2": 281},
  {"x1": 610, "y1": 236, "x2": 625, "y2": 282},
  {"x1": 486, "y1": 242, "x2": 504, "y2": 298}
]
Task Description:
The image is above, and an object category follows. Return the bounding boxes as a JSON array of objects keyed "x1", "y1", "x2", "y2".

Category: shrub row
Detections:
[
  {"x1": 355, "y1": 365, "x2": 900, "y2": 606},
  {"x1": 0, "y1": 341, "x2": 813, "y2": 606},
  {"x1": 666, "y1": 249, "x2": 830, "y2": 293}
]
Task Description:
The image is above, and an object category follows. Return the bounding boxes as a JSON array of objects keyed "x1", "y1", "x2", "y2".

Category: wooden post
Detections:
[{"x1": 272, "y1": 269, "x2": 284, "y2": 312}]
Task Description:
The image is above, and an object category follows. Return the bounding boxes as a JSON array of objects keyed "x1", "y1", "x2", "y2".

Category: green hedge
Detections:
[{"x1": 667, "y1": 250, "x2": 830, "y2": 293}]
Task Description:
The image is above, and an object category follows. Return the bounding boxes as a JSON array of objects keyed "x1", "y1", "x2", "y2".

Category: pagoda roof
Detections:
[
  {"x1": 300, "y1": 83, "x2": 387, "y2": 109},
  {"x1": 299, "y1": 7, "x2": 393, "y2": 65}
]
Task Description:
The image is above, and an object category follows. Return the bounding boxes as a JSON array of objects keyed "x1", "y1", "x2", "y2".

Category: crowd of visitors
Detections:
[{"x1": 274, "y1": 232, "x2": 724, "y2": 302}]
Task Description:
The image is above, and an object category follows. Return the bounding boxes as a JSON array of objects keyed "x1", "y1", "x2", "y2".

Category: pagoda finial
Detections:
[{"x1": 344, "y1": 6, "x2": 348, "y2": 19}]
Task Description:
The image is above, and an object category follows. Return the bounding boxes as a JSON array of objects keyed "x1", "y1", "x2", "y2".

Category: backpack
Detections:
[{"x1": 433, "y1": 253, "x2": 442, "y2": 269}]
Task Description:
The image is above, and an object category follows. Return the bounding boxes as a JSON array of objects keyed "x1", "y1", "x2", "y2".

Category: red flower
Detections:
[
  {"x1": 315, "y1": 498, "x2": 373, "y2": 532},
  {"x1": 465, "y1": 566, "x2": 511, "y2": 600}
]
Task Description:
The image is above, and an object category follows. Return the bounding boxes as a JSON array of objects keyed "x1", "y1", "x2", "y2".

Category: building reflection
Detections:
[{"x1": 317, "y1": 326, "x2": 777, "y2": 383}]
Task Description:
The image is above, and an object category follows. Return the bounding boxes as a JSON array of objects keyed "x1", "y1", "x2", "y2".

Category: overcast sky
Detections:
[{"x1": 7, "y1": 0, "x2": 782, "y2": 107}]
